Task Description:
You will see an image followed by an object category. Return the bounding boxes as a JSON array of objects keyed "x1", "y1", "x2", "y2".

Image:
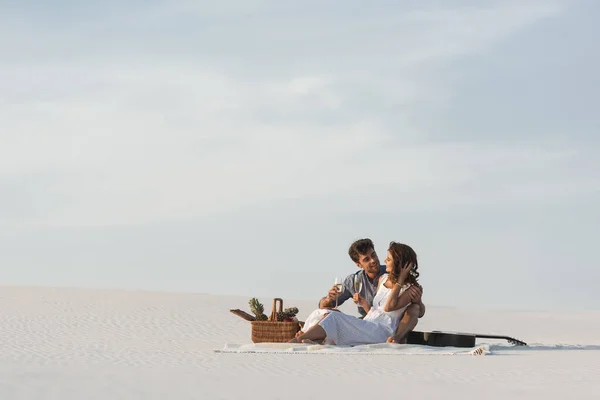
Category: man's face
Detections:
[{"x1": 356, "y1": 248, "x2": 380, "y2": 275}]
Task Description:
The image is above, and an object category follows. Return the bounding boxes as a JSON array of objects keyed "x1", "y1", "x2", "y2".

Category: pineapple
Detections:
[{"x1": 248, "y1": 298, "x2": 268, "y2": 321}]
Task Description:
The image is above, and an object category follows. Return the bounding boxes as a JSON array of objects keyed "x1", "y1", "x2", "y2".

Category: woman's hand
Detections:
[
  {"x1": 353, "y1": 293, "x2": 369, "y2": 309},
  {"x1": 399, "y1": 261, "x2": 414, "y2": 283}
]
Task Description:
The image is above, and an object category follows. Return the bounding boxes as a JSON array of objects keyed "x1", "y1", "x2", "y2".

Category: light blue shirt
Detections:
[{"x1": 335, "y1": 265, "x2": 387, "y2": 317}]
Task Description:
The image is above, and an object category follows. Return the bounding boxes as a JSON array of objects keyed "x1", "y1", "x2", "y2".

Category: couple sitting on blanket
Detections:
[{"x1": 289, "y1": 238, "x2": 425, "y2": 346}]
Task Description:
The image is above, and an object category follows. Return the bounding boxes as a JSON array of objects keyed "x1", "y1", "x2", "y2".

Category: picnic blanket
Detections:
[{"x1": 215, "y1": 342, "x2": 490, "y2": 355}]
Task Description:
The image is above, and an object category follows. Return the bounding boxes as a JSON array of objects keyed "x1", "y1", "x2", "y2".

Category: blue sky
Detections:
[{"x1": 1, "y1": 0, "x2": 599, "y2": 312}]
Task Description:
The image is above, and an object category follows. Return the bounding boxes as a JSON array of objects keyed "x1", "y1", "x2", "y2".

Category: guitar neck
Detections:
[{"x1": 473, "y1": 333, "x2": 527, "y2": 345}]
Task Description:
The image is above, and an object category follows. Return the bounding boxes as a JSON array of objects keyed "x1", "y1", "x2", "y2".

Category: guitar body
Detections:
[{"x1": 407, "y1": 331, "x2": 476, "y2": 348}]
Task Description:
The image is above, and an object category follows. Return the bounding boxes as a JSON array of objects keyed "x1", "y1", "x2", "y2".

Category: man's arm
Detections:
[
  {"x1": 318, "y1": 294, "x2": 335, "y2": 309},
  {"x1": 407, "y1": 284, "x2": 425, "y2": 318},
  {"x1": 319, "y1": 290, "x2": 352, "y2": 309}
]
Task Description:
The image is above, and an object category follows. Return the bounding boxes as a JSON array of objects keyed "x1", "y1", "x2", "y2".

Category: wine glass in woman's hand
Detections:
[
  {"x1": 352, "y1": 293, "x2": 368, "y2": 309},
  {"x1": 353, "y1": 275, "x2": 362, "y2": 293}
]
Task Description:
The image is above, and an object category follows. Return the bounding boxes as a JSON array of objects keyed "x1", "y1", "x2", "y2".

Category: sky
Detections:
[{"x1": 1, "y1": 0, "x2": 599, "y2": 313}]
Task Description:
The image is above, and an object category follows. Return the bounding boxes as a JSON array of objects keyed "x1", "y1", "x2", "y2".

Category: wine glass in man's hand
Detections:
[{"x1": 333, "y1": 277, "x2": 343, "y2": 308}]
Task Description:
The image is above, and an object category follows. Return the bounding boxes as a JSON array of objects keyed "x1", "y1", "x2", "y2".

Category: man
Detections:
[{"x1": 318, "y1": 238, "x2": 425, "y2": 343}]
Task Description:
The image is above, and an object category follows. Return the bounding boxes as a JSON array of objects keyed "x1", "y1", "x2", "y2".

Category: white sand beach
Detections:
[{"x1": 0, "y1": 285, "x2": 598, "y2": 399}]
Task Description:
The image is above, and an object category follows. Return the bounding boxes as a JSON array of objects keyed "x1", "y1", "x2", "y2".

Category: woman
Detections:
[{"x1": 289, "y1": 242, "x2": 420, "y2": 346}]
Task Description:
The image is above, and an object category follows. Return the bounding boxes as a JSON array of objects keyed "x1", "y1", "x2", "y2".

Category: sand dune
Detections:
[{"x1": 0, "y1": 286, "x2": 598, "y2": 399}]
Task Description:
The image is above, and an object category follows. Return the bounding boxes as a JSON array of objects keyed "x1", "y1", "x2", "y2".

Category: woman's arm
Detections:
[
  {"x1": 355, "y1": 275, "x2": 385, "y2": 314},
  {"x1": 384, "y1": 286, "x2": 414, "y2": 312},
  {"x1": 383, "y1": 281, "x2": 411, "y2": 312},
  {"x1": 384, "y1": 262, "x2": 415, "y2": 312},
  {"x1": 358, "y1": 296, "x2": 371, "y2": 314}
]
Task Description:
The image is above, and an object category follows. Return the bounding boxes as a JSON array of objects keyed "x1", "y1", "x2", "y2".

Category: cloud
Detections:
[
  {"x1": 0, "y1": 61, "x2": 382, "y2": 228},
  {"x1": 0, "y1": 0, "x2": 584, "y2": 233}
]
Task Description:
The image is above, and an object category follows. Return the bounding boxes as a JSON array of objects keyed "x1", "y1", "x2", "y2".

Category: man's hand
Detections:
[
  {"x1": 407, "y1": 284, "x2": 426, "y2": 318},
  {"x1": 326, "y1": 285, "x2": 340, "y2": 302},
  {"x1": 405, "y1": 284, "x2": 422, "y2": 304},
  {"x1": 319, "y1": 285, "x2": 340, "y2": 309}
]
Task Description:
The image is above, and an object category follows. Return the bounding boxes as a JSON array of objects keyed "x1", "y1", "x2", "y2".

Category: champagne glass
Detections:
[
  {"x1": 354, "y1": 275, "x2": 362, "y2": 293},
  {"x1": 334, "y1": 277, "x2": 343, "y2": 308}
]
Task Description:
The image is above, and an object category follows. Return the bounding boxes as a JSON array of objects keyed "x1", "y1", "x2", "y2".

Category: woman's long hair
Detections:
[{"x1": 387, "y1": 242, "x2": 419, "y2": 286}]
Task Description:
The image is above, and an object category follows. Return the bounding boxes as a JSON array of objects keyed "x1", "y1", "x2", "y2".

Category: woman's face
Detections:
[{"x1": 384, "y1": 251, "x2": 395, "y2": 273}]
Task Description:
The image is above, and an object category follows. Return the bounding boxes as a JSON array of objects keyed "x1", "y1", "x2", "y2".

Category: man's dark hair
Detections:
[{"x1": 348, "y1": 238, "x2": 375, "y2": 263}]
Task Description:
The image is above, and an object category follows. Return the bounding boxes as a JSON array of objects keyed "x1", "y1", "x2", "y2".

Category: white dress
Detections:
[{"x1": 301, "y1": 274, "x2": 410, "y2": 346}]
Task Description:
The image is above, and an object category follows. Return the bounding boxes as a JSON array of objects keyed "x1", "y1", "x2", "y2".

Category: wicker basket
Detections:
[{"x1": 250, "y1": 298, "x2": 301, "y2": 343}]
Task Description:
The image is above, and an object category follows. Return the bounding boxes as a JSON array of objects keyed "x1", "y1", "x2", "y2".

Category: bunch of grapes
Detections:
[{"x1": 276, "y1": 307, "x2": 299, "y2": 322}]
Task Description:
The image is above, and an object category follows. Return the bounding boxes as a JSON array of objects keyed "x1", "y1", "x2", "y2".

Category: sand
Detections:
[{"x1": 0, "y1": 285, "x2": 598, "y2": 399}]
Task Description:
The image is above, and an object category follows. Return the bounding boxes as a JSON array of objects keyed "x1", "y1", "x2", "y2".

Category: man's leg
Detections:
[
  {"x1": 294, "y1": 309, "x2": 341, "y2": 338},
  {"x1": 387, "y1": 303, "x2": 420, "y2": 343},
  {"x1": 288, "y1": 313, "x2": 330, "y2": 343},
  {"x1": 288, "y1": 324, "x2": 328, "y2": 343}
]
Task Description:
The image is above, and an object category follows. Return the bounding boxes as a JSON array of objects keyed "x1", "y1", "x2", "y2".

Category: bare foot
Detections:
[{"x1": 386, "y1": 335, "x2": 407, "y2": 344}]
